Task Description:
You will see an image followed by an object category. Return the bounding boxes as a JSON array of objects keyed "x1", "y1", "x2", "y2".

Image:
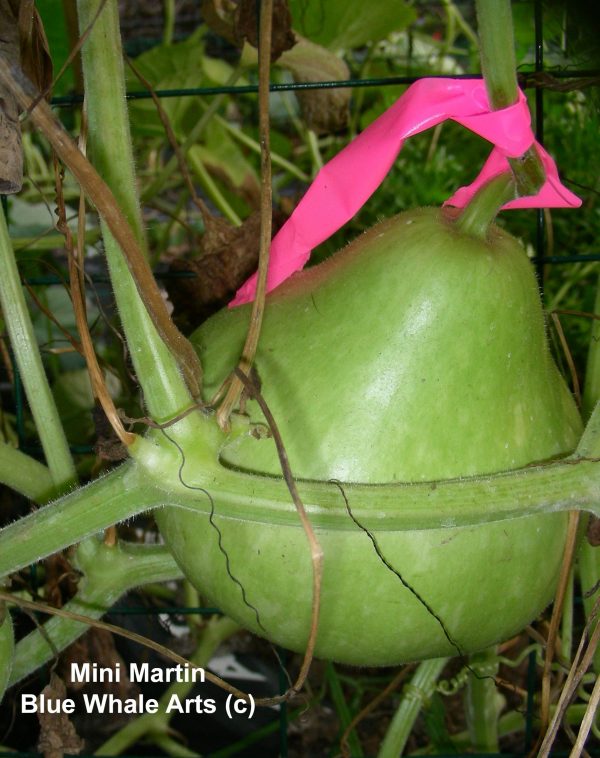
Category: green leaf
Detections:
[
  {"x1": 288, "y1": 0, "x2": 416, "y2": 50},
  {"x1": 189, "y1": 120, "x2": 260, "y2": 206},
  {"x1": 126, "y1": 28, "x2": 243, "y2": 138},
  {"x1": 34, "y1": 0, "x2": 74, "y2": 96},
  {"x1": 7, "y1": 197, "x2": 59, "y2": 238},
  {"x1": 423, "y1": 692, "x2": 456, "y2": 753}
]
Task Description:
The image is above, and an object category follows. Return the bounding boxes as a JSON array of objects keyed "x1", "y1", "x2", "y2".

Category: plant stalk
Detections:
[
  {"x1": 2, "y1": 429, "x2": 600, "y2": 581},
  {"x1": 0, "y1": 206, "x2": 76, "y2": 488},
  {"x1": 378, "y1": 658, "x2": 448, "y2": 757},
  {"x1": 0, "y1": 439, "x2": 55, "y2": 502},
  {"x1": 76, "y1": 0, "x2": 199, "y2": 419},
  {"x1": 455, "y1": 172, "x2": 515, "y2": 238},
  {"x1": 0, "y1": 462, "x2": 161, "y2": 579},
  {"x1": 475, "y1": 0, "x2": 546, "y2": 197},
  {"x1": 9, "y1": 539, "x2": 183, "y2": 685},
  {"x1": 465, "y1": 648, "x2": 500, "y2": 752}
]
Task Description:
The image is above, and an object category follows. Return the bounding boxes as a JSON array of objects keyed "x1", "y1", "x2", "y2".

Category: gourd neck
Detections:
[{"x1": 454, "y1": 172, "x2": 515, "y2": 239}]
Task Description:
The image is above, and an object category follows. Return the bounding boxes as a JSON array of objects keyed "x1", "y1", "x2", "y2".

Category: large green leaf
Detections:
[
  {"x1": 288, "y1": 0, "x2": 416, "y2": 50},
  {"x1": 126, "y1": 28, "x2": 241, "y2": 138}
]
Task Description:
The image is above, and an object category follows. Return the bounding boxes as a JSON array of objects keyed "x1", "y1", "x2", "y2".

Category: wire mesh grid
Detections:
[{"x1": 1, "y1": 0, "x2": 599, "y2": 755}]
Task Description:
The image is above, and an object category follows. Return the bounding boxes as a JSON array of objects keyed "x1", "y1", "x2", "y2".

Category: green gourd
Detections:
[{"x1": 155, "y1": 207, "x2": 581, "y2": 665}]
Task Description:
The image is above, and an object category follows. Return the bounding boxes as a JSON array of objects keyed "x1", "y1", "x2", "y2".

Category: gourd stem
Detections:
[
  {"x1": 475, "y1": 0, "x2": 546, "y2": 198},
  {"x1": 9, "y1": 541, "x2": 183, "y2": 686},
  {"x1": 377, "y1": 658, "x2": 448, "y2": 757},
  {"x1": 0, "y1": 206, "x2": 76, "y2": 488},
  {"x1": 455, "y1": 172, "x2": 515, "y2": 238},
  {"x1": 465, "y1": 647, "x2": 500, "y2": 752},
  {"x1": 475, "y1": 0, "x2": 518, "y2": 109}
]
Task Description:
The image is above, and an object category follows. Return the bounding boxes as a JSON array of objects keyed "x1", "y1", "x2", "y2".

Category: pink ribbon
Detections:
[{"x1": 231, "y1": 78, "x2": 581, "y2": 307}]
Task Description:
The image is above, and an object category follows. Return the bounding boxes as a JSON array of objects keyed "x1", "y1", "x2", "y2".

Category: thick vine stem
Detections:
[
  {"x1": 76, "y1": 0, "x2": 202, "y2": 414},
  {"x1": 2, "y1": 416, "x2": 600, "y2": 582},
  {"x1": 378, "y1": 658, "x2": 448, "y2": 757},
  {"x1": 475, "y1": 0, "x2": 546, "y2": 198},
  {"x1": 465, "y1": 648, "x2": 500, "y2": 752}
]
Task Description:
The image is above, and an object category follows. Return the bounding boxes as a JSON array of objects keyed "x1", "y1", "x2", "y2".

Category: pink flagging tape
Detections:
[
  {"x1": 231, "y1": 78, "x2": 581, "y2": 307},
  {"x1": 445, "y1": 142, "x2": 581, "y2": 209}
]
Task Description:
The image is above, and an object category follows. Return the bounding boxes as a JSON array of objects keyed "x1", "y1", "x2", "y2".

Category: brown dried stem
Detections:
[
  {"x1": 56, "y1": 135, "x2": 135, "y2": 447},
  {"x1": 551, "y1": 312, "x2": 582, "y2": 408},
  {"x1": 569, "y1": 670, "x2": 600, "y2": 758},
  {"x1": 538, "y1": 596, "x2": 600, "y2": 757},
  {"x1": 539, "y1": 511, "x2": 582, "y2": 738},
  {"x1": 216, "y1": 0, "x2": 274, "y2": 430},
  {"x1": 125, "y1": 56, "x2": 213, "y2": 224},
  {"x1": 233, "y1": 367, "x2": 323, "y2": 699},
  {"x1": 340, "y1": 666, "x2": 412, "y2": 758},
  {"x1": 0, "y1": 58, "x2": 202, "y2": 399}
]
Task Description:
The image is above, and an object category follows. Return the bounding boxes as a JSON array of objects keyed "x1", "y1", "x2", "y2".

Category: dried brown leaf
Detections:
[
  {"x1": 0, "y1": 0, "x2": 22, "y2": 192},
  {"x1": 235, "y1": 0, "x2": 295, "y2": 61},
  {"x1": 280, "y1": 36, "x2": 351, "y2": 133},
  {"x1": 37, "y1": 673, "x2": 84, "y2": 758},
  {"x1": 587, "y1": 515, "x2": 600, "y2": 547},
  {"x1": 200, "y1": 0, "x2": 238, "y2": 44},
  {"x1": 92, "y1": 403, "x2": 128, "y2": 462},
  {"x1": 43, "y1": 553, "x2": 79, "y2": 609},
  {"x1": 61, "y1": 627, "x2": 136, "y2": 700},
  {"x1": 18, "y1": 0, "x2": 53, "y2": 96},
  {"x1": 166, "y1": 209, "x2": 286, "y2": 330}
]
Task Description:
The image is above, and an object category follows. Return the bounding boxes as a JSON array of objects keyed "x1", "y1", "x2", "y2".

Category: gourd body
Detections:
[{"x1": 156, "y1": 208, "x2": 581, "y2": 664}]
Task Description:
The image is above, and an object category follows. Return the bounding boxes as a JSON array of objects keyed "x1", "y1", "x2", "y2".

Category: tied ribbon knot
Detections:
[{"x1": 231, "y1": 78, "x2": 581, "y2": 307}]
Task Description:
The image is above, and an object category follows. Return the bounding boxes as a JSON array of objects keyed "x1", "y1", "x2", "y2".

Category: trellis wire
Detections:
[{"x1": 2, "y1": 0, "x2": 599, "y2": 755}]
